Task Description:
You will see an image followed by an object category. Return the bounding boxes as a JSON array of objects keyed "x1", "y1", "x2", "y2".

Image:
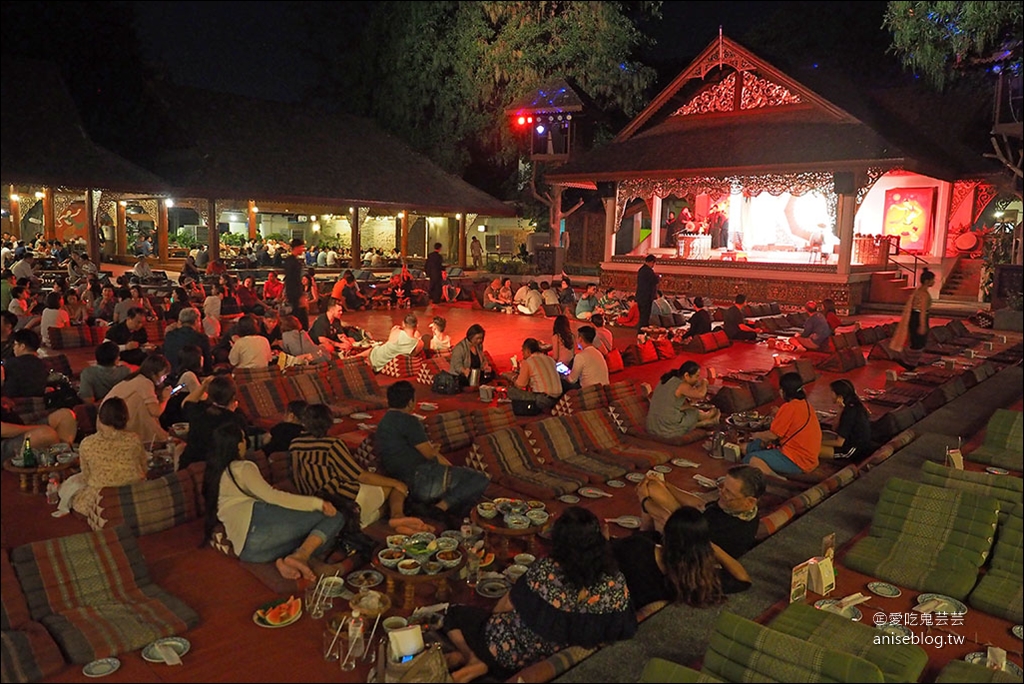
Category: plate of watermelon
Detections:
[{"x1": 253, "y1": 595, "x2": 302, "y2": 628}]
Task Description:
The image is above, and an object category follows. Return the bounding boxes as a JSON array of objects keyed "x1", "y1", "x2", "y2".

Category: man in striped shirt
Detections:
[
  {"x1": 289, "y1": 404, "x2": 426, "y2": 530},
  {"x1": 505, "y1": 338, "x2": 563, "y2": 411}
]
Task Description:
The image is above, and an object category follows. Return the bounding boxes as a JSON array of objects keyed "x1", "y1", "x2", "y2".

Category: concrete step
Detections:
[{"x1": 858, "y1": 299, "x2": 988, "y2": 318}]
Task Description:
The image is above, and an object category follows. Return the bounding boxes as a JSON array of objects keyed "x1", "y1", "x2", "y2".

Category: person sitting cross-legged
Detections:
[
  {"x1": 289, "y1": 403, "x2": 430, "y2": 533},
  {"x1": 504, "y1": 338, "x2": 563, "y2": 412},
  {"x1": 741, "y1": 372, "x2": 821, "y2": 478}
]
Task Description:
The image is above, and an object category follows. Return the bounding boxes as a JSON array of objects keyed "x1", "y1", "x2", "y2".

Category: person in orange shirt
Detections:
[
  {"x1": 740, "y1": 372, "x2": 821, "y2": 476},
  {"x1": 261, "y1": 271, "x2": 284, "y2": 302}
]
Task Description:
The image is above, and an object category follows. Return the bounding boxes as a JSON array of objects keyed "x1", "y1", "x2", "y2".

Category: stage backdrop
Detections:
[{"x1": 882, "y1": 187, "x2": 934, "y2": 252}]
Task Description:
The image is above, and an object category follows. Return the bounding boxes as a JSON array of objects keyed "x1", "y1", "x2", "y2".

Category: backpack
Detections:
[{"x1": 431, "y1": 371, "x2": 461, "y2": 395}]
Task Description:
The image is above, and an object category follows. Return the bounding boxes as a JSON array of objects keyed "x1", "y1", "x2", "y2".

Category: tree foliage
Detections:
[
  {"x1": 306, "y1": 1, "x2": 660, "y2": 198},
  {"x1": 883, "y1": 1, "x2": 1023, "y2": 88}
]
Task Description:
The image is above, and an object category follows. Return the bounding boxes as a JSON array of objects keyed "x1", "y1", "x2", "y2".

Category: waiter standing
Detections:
[
  {"x1": 426, "y1": 242, "x2": 444, "y2": 304},
  {"x1": 635, "y1": 254, "x2": 658, "y2": 331},
  {"x1": 283, "y1": 238, "x2": 308, "y2": 329}
]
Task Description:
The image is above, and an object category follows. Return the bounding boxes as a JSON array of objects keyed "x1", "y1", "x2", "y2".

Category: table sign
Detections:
[
  {"x1": 808, "y1": 557, "x2": 835, "y2": 596},
  {"x1": 945, "y1": 448, "x2": 964, "y2": 470},
  {"x1": 790, "y1": 561, "x2": 811, "y2": 603}
]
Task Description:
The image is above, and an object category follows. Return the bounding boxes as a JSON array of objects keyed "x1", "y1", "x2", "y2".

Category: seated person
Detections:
[
  {"x1": 428, "y1": 316, "x2": 451, "y2": 354},
  {"x1": 1, "y1": 311, "x2": 17, "y2": 360},
  {"x1": 516, "y1": 281, "x2": 542, "y2": 315},
  {"x1": 440, "y1": 271, "x2": 462, "y2": 303},
  {"x1": 449, "y1": 324, "x2": 494, "y2": 386},
  {"x1": 574, "y1": 284, "x2": 599, "y2": 320},
  {"x1": 103, "y1": 354, "x2": 171, "y2": 446},
  {"x1": 722, "y1": 294, "x2": 758, "y2": 341},
  {"x1": 308, "y1": 298, "x2": 353, "y2": 355},
  {"x1": 612, "y1": 506, "x2": 750, "y2": 611},
  {"x1": 591, "y1": 313, "x2": 614, "y2": 356},
  {"x1": 792, "y1": 301, "x2": 833, "y2": 351},
  {"x1": 377, "y1": 381, "x2": 490, "y2": 522},
  {"x1": 336, "y1": 273, "x2": 369, "y2": 311},
  {"x1": 177, "y1": 375, "x2": 252, "y2": 470},
  {"x1": 442, "y1": 507, "x2": 636, "y2": 682},
  {"x1": 366, "y1": 313, "x2": 423, "y2": 371},
  {"x1": 39, "y1": 292, "x2": 70, "y2": 349},
  {"x1": 70, "y1": 398, "x2": 148, "y2": 523},
  {"x1": 819, "y1": 379, "x2": 870, "y2": 460},
  {"x1": 289, "y1": 403, "x2": 429, "y2": 531},
  {"x1": 504, "y1": 338, "x2": 563, "y2": 411},
  {"x1": 93, "y1": 285, "x2": 118, "y2": 323},
  {"x1": 280, "y1": 315, "x2": 329, "y2": 363},
  {"x1": 679, "y1": 296, "x2": 711, "y2": 339},
  {"x1": 113, "y1": 284, "x2": 156, "y2": 322},
  {"x1": 636, "y1": 464, "x2": 765, "y2": 559},
  {"x1": 131, "y1": 255, "x2": 153, "y2": 281},
  {"x1": 741, "y1": 372, "x2": 821, "y2": 476},
  {"x1": 163, "y1": 306, "x2": 211, "y2": 376},
  {"x1": 1, "y1": 401, "x2": 77, "y2": 462},
  {"x1": 482, "y1": 278, "x2": 504, "y2": 311},
  {"x1": 261, "y1": 401, "x2": 307, "y2": 458},
  {"x1": 234, "y1": 276, "x2": 265, "y2": 314},
  {"x1": 615, "y1": 296, "x2": 639, "y2": 327},
  {"x1": 549, "y1": 315, "x2": 576, "y2": 367},
  {"x1": 7, "y1": 286, "x2": 41, "y2": 331},
  {"x1": 202, "y1": 423, "x2": 345, "y2": 582},
  {"x1": 228, "y1": 314, "x2": 274, "y2": 369},
  {"x1": 566, "y1": 326, "x2": 609, "y2": 389},
  {"x1": 556, "y1": 277, "x2": 576, "y2": 315},
  {"x1": 596, "y1": 288, "x2": 622, "y2": 318},
  {"x1": 498, "y1": 278, "x2": 514, "y2": 306},
  {"x1": 261, "y1": 271, "x2": 284, "y2": 302},
  {"x1": 1, "y1": 329, "x2": 49, "y2": 398},
  {"x1": 105, "y1": 306, "x2": 151, "y2": 366},
  {"x1": 79, "y1": 340, "x2": 130, "y2": 404},
  {"x1": 512, "y1": 281, "x2": 531, "y2": 307},
  {"x1": 540, "y1": 281, "x2": 559, "y2": 308},
  {"x1": 646, "y1": 361, "x2": 721, "y2": 442}
]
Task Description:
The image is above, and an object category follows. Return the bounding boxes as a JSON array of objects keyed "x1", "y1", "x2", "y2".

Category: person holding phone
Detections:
[{"x1": 565, "y1": 326, "x2": 608, "y2": 389}]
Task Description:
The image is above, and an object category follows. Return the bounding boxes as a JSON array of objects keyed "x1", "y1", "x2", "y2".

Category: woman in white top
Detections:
[
  {"x1": 202, "y1": 422, "x2": 344, "y2": 581},
  {"x1": 228, "y1": 314, "x2": 274, "y2": 369},
  {"x1": 103, "y1": 354, "x2": 171, "y2": 445},
  {"x1": 203, "y1": 284, "x2": 224, "y2": 337},
  {"x1": 428, "y1": 316, "x2": 451, "y2": 354},
  {"x1": 39, "y1": 292, "x2": 70, "y2": 348},
  {"x1": 367, "y1": 313, "x2": 423, "y2": 370}
]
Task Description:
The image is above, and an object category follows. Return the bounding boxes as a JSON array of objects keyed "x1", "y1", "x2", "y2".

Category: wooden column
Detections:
[
  {"x1": 42, "y1": 189, "x2": 55, "y2": 240},
  {"x1": 207, "y1": 198, "x2": 220, "y2": 262},
  {"x1": 457, "y1": 214, "x2": 467, "y2": 268},
  {"x1": 350, "y1": 208, "x2": 361, "y2": 268},
  {"x1": 157, "y1": 200, "x2": 169, "y2": 262},
  {"x1": 8, "y1": 187, "x2": 21, "y2": 239},
  {"x1": 116, "y1": 202, "x2": 127, "y2": 256},
  {"x1": 836, "y1": 176, "x2": 858, "y2": 276},
  {"x1": 602, "y1": 197, "x2": 616, "y2": 262},
  {"x1": 84, "y1": 190, "x2": 100, "y2": 266},
  {"x1": 247, "y1": 200, "x2": 258, "y2": 240},
  {"x1": 400, "y1": 211, "x2": 409, "y2": 259}
]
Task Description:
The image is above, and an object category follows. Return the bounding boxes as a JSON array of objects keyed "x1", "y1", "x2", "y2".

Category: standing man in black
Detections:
[
  {"x1": 635, "y1": 254, "x2": 658, "y2": 331},
  {"x1": 425, "y1": 242, "x2": 444, "y2": 305},
  {"x1": 283, "y1": 238, "x2": 308, "y2": 330}
]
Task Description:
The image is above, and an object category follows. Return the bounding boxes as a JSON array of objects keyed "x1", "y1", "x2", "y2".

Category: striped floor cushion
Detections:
[
  {"x1": 471, "y1": 406, "x2": 516, "y2": 437},
  {"x1": 757, "y1": 463, "x2": 859, "y2": 540},
  {"x1": 90, "y1": 468, "x2": 200, "y2": 536},
  {"x1": 605, "y1": 381, "x2": 642, "y2": 406},
  {"x1": 920, "y1": 460, "x2": 1022, "y2": 524},
  {"x1": 570, "y1": 410, "x2": 670, "y2": 468},
  {"x1": 968, "y1": 503, "x2": 1022, "y2": 622},
  {"x1": 465, "y1": 427, "x2": 581, "y2": 500},
  {"x1": 424, "y1": 411, "x2": 474, "y2": 453},
  {"x1": 966, "y1": 409, "x2": 1023, "y2": 470},
  {"x1": 550, "y1": 384, "x2": 608, "y2": 417},
  {"x1": 379, "y1": 354, "x2": 423, "y2": 379},
  {"x1": 286, "y1": 372, "x2": 330, "y2": 406},
  {"x1": 47, "y1": 326, "x2": 94, "y2": 350},
  {"x1": 935, "y1": 660, "x2": 1021, "y2": 683},
  {"x1": 415, "y1": 357, "x2": 450, "y2": 386},
  {"x1": 527, "y1": 418, "x2": 627, "y2": 483},
  {"x1": 1, "y1": 552, "x2": 65, "y2": 683},
  {"x1": 9, "y1": 527, "x2": 199, "y2": 664}
]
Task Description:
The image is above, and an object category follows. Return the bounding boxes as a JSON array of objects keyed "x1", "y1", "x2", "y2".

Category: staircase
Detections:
[
  {"x1": 940, "y1": 258, "x2": 983, "y2": 302},
  {"x1": 867, "y1": 271, "x2": 913, "y2": 304}
]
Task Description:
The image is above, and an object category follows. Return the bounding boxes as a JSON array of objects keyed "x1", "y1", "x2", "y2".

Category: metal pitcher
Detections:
[{"x1": 468, "y1": 369, "x2": 481, "y2": 387}]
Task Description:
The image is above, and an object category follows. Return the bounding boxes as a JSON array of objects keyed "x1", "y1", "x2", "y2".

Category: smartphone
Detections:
[
  {"x1": 555, "y1": 362, "x2": 570, "y2": 376},
  {"x1": 169, "y1": 384, "x2": 186, "y2": 395},
  {"x1": 646, "y1": 470, "x2": 665, "y2": 482}
]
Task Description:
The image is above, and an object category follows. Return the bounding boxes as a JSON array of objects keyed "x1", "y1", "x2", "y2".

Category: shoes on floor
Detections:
[{"x1": 833, "y1": 447, "x2": 857, "y2": 459}]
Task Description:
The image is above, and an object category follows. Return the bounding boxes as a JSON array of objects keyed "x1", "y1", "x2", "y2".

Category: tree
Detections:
[{"x1": 305, "y1": 1, "x2": 660, "y2": 199}]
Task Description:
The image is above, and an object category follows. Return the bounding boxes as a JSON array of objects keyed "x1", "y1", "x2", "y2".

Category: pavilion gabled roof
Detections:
[
  {"x1": 549, "y1": 34, "x2": 997, "y2": 184},
  {"x1": 505, "y1": 78, "x2": 585, "y2": 115},
  {"x1": 0, "y1": 58, "x2": 168, "y2": 192},
  {"x1": 145, "y1": 84, "x2": 513, "y2": 216}
]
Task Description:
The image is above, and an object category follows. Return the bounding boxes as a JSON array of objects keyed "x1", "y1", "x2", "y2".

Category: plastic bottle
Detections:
[
  {"x1": 460, "y1": 517, "x2": 473, "y2": 541},
  {"x1": 46, "y1": 477, "x2": 60, "y2": 505},
  {"x1": 346, "y1": 609, "x2": 365, "y2": 660},
  {"x1": 21, "y1": 436, "x2": 37, "y2": 468}
]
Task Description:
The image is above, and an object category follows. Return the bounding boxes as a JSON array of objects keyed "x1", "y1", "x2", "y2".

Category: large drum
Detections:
[{"x1": 676, "y1": 233, "x2": 712, "y2": 260}]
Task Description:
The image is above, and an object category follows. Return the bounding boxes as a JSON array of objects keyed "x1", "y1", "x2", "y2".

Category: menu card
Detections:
[{"x1": 790, "y1": 561, "x2": 811, "y2": 603}]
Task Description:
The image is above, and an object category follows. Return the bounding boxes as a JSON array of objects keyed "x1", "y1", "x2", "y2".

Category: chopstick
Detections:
[{"x1": 326, "y1": 616, "x2": 348, "y2": 659}]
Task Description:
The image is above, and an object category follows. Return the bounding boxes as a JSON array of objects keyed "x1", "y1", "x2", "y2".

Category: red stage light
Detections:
[{"x1": 516, "y1": 116, "x2": 526, "y2": 126}]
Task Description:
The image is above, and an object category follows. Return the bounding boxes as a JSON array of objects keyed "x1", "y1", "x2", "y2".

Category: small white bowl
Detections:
[
  {"x1": 505, "y1": 564, "x2": 528, "y2": 581},
  {"x1": 434, "y1": 537, "x2": 459, "y2": 553},
  {"x1": 505, "y1": 514, "x2": 531, "y2": 530},
  {"x1": 514, "y1": 553, "x2": 536, "y2": 566},
  {"x1": 382, "y1": 616, "x2": 408, "y2": 632},
  {"x1": 436, "y1": 550, "x2": 463, "y2": 569},
  {"x1": 386, "y1": 534, "x2": 408, "y2": 550},
  {"x1": 526, "y1": 510, "x2": 550, "y2": 527},
  {"x1": 397, "y1": 559, "x2": 421, "y2": 576},
  {"x1": 422, "y1": 561, "x2": 443, "y2": 575},
  {"x1": 477, "y1": 502, "x2": 498, "y2": 519},
  {"x1": 378, "y1": 548, "x2": 405, "y2": 568}
]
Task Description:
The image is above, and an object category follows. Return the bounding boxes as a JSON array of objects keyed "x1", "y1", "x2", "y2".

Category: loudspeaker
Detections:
[
  {"x1": 833, "y1": 172, "x2": 855, "y2": 195},
  {"x1": 597, "y1": 181, "x2": 616, "y2": 198}
]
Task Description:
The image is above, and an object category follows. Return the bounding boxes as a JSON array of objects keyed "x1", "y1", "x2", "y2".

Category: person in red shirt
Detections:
[{"x1": 261, "y1": 272, "x2": 284, "y2": 302}]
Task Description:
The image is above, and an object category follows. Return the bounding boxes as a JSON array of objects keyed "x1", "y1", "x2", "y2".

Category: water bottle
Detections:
[
  {"x1": 21, "y1": 437, "x2": 37, "y2": 468},
  {"x1": 346, "y1": 609, "x2": 365, "y2": 660},
  {"x1": 461, "y1": 517, "x2": 473, "y2": 542},
  {"x1": 46, "y1": 477, "x2": 60, "y2": 505}
]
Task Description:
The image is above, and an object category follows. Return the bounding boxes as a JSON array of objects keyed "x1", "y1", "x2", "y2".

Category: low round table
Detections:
[
  {"x1": 3, "y1": 459, "x2": 78, "y2": 494},
  {"x1": 471, "y1": 509, "x2": 541, "y2": 561},
  {"x1": 371, "y1": 555, "x2": 464, "y2": 611}
]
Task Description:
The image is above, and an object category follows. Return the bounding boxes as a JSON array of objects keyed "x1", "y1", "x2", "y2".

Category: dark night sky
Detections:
[{"x1": 131, "y1": 1, "x2": 786, "y2": 102}]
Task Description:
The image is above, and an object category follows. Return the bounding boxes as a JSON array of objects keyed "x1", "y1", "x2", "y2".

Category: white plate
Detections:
[
  {"x1": 624, "y1": 472, "x2": 645, "y2": 483},
  {"x1": 349, "y1": 412, "x2": 372, "y2": 420},
  {"x1": 652, "y1": 465, "x2": 672, "y2": 474},
  {"x1": 558, "y1": 494, "x2": 580, "y2": 504},
  {"x1": 867, "y1": 581, "x2": 902, "y2": 598},
  {"x1": 876, "y1": 623, "x2": 912, "y2": 639},
  {"x1": 916, "y1": 593, "x2": 968, "y2": 615},
  {"x1": 606, "y1": 479, "x2": 626, "y2": 488},
  {"x1": 986, "y1": 467, "x2": 1010, "y2": 475},
  {"x1": 252, "y1": 599, "x2": 302, "y2": 628},
  {"x1": 419, "y1": 402, "x2": 439, "y2": 411},
  {"x1": 814, "y1": 599, "x2": 862, "y2": 621},
  {"x1": 142, "y1": 636, "x2": 191, "y2": 663},
  {"x1": 964, "y1": 652, "x2": 1024, "y2": 677},
  {"x1": 476, "y1": 578, "x2": 511, "y2": 599},
  {"x1": 578, "y1": 486, "x2": 611, "y2": 499},
  {"x1": 608, "y1": 515, "x2": 642, "y2": 529},
  {"x1": 346, "y1": 569, "x2": 384, "y2": 590},
  {"x1": 83, "y1": 658, "x2": 121, "y2": 677}
]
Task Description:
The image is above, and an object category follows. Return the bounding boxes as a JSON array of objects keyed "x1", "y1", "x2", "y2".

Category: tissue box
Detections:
[{"x1": 723, "y1": 442, "x2": 742, "y2": 462}]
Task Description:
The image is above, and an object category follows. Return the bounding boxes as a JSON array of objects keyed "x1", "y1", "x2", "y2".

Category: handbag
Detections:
[
  {"x1": 431, "y1": 370, "x2": 461, "y2": 395},
  {"x1": 384, "y1": 642, "x2": 452, "y2": 683}
]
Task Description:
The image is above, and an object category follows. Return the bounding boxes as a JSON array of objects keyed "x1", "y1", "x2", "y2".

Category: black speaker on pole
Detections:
[{"x1": 833, "y1": 172, "x2": 855, "y2": 195}]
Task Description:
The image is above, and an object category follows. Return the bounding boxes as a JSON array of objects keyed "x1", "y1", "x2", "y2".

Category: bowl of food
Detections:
[
  {"x1": 382, "y1": 616, "x2": 408, "y2": 633},
  {"x1": 436, "y1": 550, "x2": 463, "y2": 569},
  {"x1": 378, "y1": 548, "x2": 405, "y2": 568},
  {"x1": 434, "y1": 537, "x2": 459, "y2": 553},
  {"x1": 386, "y1": 534, "x2": 408, "y2": 550},
  {"x1": 170, "y1": 422, "x2": 189, "y2": 436},
  {"x1": 397, "y1": 559, "x2": 421, "y2": 576},
  {"x1": 409, "y1": 531, "x2": 437, "y2": 545},
  {"x1": 422, "y1": 561, "x2": 443, "y2": 575},
  {"x1": 514, "y1": 553, "x2": 536, "y2": 566},
  {"x1": 349, "y1": 590, "x2": 391, "y2": 618},
  {"x1": 526, "y1": 509, "x2": 550, "y2": 527},
  {"x1": 509, "y1": 500, "x2": 530, "y2": 516},
  {"x1": 403, "y1": 539, "x2": 435, "y2": 563},
  {"x1": 505, "y1": 513, "x2": 531, "y2": 530},
  {"x1": 477, "y1": 502, "x2": 498, "y2": 519},
  {"x1": 526, "y1": 500, "x2": 546, "y2": 511},
  {"x1": 505, "y1": 564, "x2": 529, "y2": 582}
]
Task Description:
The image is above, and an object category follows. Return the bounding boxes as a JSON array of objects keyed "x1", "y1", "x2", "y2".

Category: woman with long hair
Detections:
[
  {"x1": 450, "y1": 323, "x2": 493, "y2": 386},
  {"x1": 443, "y1": 507, "x2": 636, "y2": 682},
  {"x1": 613, "y1": 506, "x2": 750, "y2": 610},
  {"x1": 103, "y1": 354, "x2": 171, "y2": 444},
  {"x1": 550, "y1": 315, "x2": 575, "y2": 366},
  {"x1": 201, "y1": 423, "x2": 345, "y2": 582},
  {"x1": 819, "y1": 379, "x2": 871, "y2": 460},
  {"x1": 301, "y1": 272, "x2": 320, "y2": 314},
  {"x1": 890, "y1": 268, "x2": 936, "y2": 370},
  {"x1": 646, "y1": 360, "x2": 721, "y2": 441},
  {"x1": 741, "y1": 372, "x2": 821, "y2": 477}
]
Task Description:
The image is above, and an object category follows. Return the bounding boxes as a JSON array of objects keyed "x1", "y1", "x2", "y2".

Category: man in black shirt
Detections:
[
  {"x1": 723, "y1": 294, "x2": 758, "y2": 342},
  {"x1": 635, "y1": 254, "x2": 658, "y2": 331},
  {"x1": 104, "y1": 307, "x2": 150, "y2": 365},
  {"x1": 309, "y1": 299, "x2": 352, "y2": 354},
  {"x1": 679, "y1": 296, "x2": 712, "y2": 340},
  {"x1": 282, "y1": 238, "x2": 307, "y2": 330},
  {"x1": 637, "y1": 464, "x2": 765, "y2": 559},
  {"x1": 425, "y1": 242, "x2": 444, "y2": 304},
  {"x1": 1, "y1": 329, "x2": 49, "y2": 398},
  {"x1": 262, "y1": 400, "x2": 307, "y2": 458},
  {"x1": 177, "y1": 375, "x2": 252, "y2": 470}
]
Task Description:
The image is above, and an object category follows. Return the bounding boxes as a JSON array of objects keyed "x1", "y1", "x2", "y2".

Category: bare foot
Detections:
[
  {"x1": 282, "y1": 554, "x2": 316, "y2": 582},
  {"x1": 451, "y1": 656, "x2": 488, "y2": 683},
  {"x1": 275, "y1": 558, "x2": 302, "y2": 581}
]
